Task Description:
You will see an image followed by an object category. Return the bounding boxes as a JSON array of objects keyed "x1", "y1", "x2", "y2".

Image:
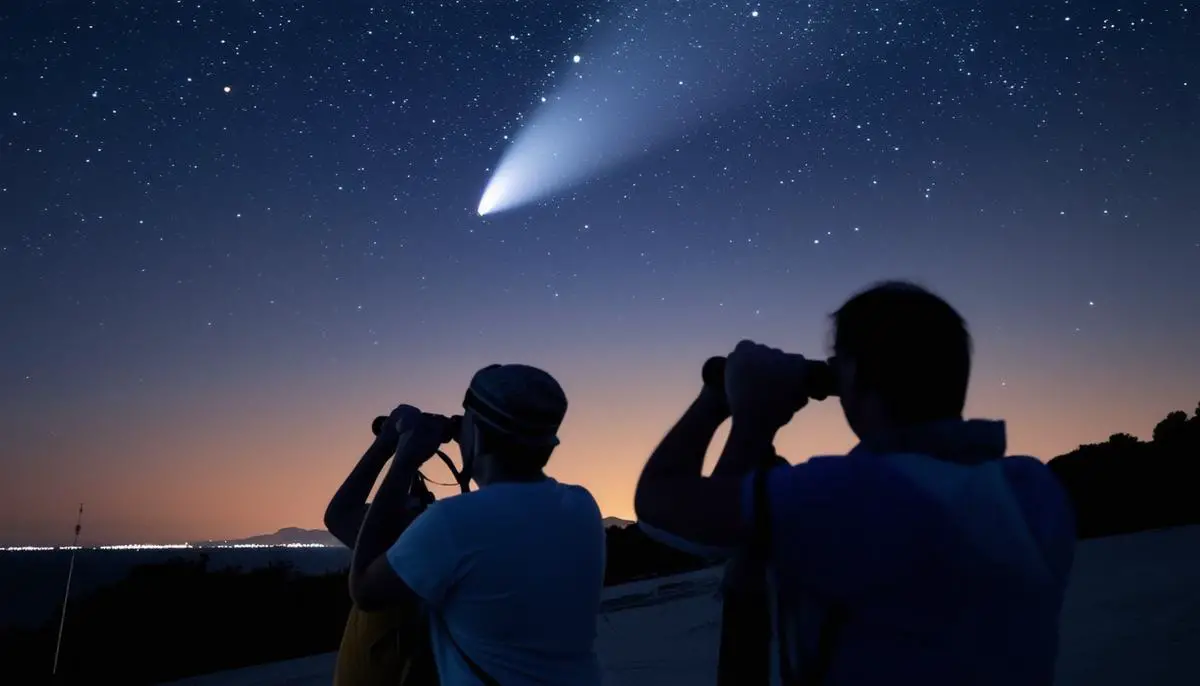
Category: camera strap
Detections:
[
  {"x1": 751, "y1": 462, "x2": 847, "y2": 686},
  {"x1": 749, "y1": 463, "x2": 795, "y2": 682}
]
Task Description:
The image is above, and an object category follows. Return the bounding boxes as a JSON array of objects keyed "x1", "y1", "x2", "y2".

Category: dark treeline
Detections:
[
  {"x1": 1048, "y1": 402, "x2": 1200, "y2": 539},
  {"x1": 0, "y1": 523, "x2": 709, "y2": 685},
  {"x1": 4, "y1": 403, "x2": 1198, "y2": 684}
]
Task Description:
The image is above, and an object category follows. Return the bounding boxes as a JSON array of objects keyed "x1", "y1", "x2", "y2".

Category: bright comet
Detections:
[{"x1": 476, "y1": 1, "x2": 818, "y2": 217}]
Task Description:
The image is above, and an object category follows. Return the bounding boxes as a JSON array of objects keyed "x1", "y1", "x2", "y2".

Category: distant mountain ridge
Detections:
[
  {"x1": 222, "y1": 518, "x2": 634, "y2": 547},
  {"x1": 215, "y1": 527, "x2": 342, "y2": 547}
]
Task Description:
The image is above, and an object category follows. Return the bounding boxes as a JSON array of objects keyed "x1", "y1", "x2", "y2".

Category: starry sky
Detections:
[{"x1": 2, "y1": 1, "x2": 1197, "y2": 546}]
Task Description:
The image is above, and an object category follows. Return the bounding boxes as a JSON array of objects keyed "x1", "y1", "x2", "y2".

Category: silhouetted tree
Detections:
[
  {"x1": 1107, "y1": 432, "x2": 1140, "y2": 447},
  {"x1": 1049, "y1": 403, "x2": 1200, "y2": 539},
  {"x1": 1152, "y1": 411, "x2": 1189, "y2": 445}
]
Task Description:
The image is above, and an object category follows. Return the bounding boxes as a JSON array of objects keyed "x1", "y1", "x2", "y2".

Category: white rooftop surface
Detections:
[{"x1": 165, "y1": 524, "x2": 1200, "y2": 685}]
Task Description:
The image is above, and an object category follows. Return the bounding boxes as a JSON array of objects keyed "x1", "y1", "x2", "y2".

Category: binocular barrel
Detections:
[
  {"x1": 371, "y1": 414, "x2": 462, "y2": 444},
  {"x1": 701, "y1": 356, "x2": 727, "y2": 390},
  {"x1": 369, "y1": 414, "x2": 470, "y2": 493},
  {"x1": 370, "y1": 415, "x2": 389, "y2": 437},
  {"x1": 701, "y1": 355, "x2": 838, "y2": 401}
]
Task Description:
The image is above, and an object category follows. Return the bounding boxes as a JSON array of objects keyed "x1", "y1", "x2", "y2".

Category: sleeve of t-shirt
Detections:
[
  {"x1": 741, "y1": 456, "x2": 925, "y2": 600},
  {"x1": 385, "y1": 502, "x2": 462, "y2": 607}
]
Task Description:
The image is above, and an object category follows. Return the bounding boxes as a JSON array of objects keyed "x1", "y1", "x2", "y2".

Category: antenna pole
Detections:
[{"x1": 52, "y1": 503, "x2": 84, "y2": 677}]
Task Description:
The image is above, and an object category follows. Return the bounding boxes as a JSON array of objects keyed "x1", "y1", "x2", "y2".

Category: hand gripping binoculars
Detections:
[
  {"x1": 370, "y1": 413, "x2": 462, "y2": 444},
  {"x1": 701, "y1": 355, "x2": 838, "y2": 402}
]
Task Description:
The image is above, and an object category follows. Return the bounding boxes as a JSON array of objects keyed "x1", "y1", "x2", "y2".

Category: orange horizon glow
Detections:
[
  {"x1": 3, "y1": 0, "x2": 1200, "y2": 554},
  {"x1": 4, "y1": 337, "x2": 1194, "y2": 547}
]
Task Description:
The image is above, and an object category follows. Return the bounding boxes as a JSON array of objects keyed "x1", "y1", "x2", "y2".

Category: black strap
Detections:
[
  {"x1": 715, "y1": 464, "x2": 776, "y2": 686},
  {"x1": 442, "y1": 618, "x2": 502, "y2": 686},
  {"x1": 802, "y1": 607, "x2": 847, "y2": 686},
  {"x1": 716, "y1": 577, "x2": 771, "y2": 686},
  {"x1": 750, "y1": 464, "x2": 799, "y2": 684},
  {"x1": 752, "y1": 462, "x2": 846, "y2": 686},
  {"x1": 750, "y1": 464, "x2": 772, "y2": 558}
]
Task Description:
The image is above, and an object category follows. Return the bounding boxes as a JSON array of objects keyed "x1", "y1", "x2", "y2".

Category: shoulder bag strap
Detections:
[{"x1": 751, "y1": 463, "x2": 800, "y2": 684}]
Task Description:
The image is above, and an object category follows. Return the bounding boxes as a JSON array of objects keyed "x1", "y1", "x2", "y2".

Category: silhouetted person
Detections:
[
  {"x1": 326, "y1": 404, "x2": 441, "y2": 686},
  {"x1": 349, "y1": 364, "x2": 605, "y2": 685},
  {"x1": 635, "y1": 281, "x2": 1077, "y2": 685}
]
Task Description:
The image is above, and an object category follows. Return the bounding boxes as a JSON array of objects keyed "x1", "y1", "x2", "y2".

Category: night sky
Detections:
[{"x1": 2, "y1": 1, "x2": 1197, "y2": 546}]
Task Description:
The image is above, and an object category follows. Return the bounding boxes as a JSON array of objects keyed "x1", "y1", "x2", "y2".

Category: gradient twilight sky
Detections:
[{"x1": 2, "y1": 1, "x2": 1198, "y2": 546}]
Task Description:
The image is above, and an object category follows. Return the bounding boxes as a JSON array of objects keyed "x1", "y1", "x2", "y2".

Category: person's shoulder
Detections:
[
  {"x1": 776, "y1": 453, "x2": 867, "y2": 482},
  {"x1": 764, "y1": 453, "x2": 873, "y2": 502},
  {"x1": 1000, "y1": 455, "x2": 1068, "y2": 496},
  {"x1": 419, "y1": 486, "x2": 509, "y2": 524},
  {"x1": 546, "y1": 479, "x2": 604, "y2": 520},
  {"x1": 550, "y1": 478, "x2": 600, "y2": 502},
  {"x1": 415, "y1": 491, "x2": 472, "y2": 523},
  {"x1": 1000, "y1": 455, "x2": 1075, "y2": 520},
  {"x1": 1000, "y1": 454, "x2": 1077, "y2": 577},
  {"x1": 778, "y1": 453, "x2": 857, "y2": 472},
  {"x1": 1002, "y1": 454, "x2": 1052, "y2": 469},
  {"x1": 445, "y1": 480, "x2": 600, "y2": 518}
]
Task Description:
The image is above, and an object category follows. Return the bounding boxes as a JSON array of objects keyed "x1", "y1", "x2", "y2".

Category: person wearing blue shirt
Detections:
[
  {"x1": 635, "y1": 281, "x2": 1077, "y2": 685},
  {"x1": 350, "y1": 364, "x2": 605, "y2": 686}
]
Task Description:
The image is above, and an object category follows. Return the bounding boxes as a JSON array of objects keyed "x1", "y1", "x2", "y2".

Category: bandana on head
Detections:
[{"x1": 463, "y1": 364, "x2": 567, "y2": 447}]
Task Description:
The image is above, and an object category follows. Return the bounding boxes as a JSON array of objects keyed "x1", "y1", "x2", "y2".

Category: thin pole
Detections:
[{"x1": 52, "y1": 503, "x2": 84, "y2": 677}]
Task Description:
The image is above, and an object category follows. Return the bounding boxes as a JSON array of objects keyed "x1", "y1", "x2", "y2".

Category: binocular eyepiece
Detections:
[
  {"x1": 701, "y1": 355, "x2": 838, "y2": 401},
  {"x1": 371, "y1": 413, "x2": 462, "y2": 444}
]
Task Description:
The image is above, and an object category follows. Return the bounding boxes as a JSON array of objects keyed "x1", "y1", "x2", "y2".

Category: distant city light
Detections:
[{"x1": 1, "y1": 542, "x2": 332, "y2": 552}]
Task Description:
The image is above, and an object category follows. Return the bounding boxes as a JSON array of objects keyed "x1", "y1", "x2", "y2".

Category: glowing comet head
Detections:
[
  {"x1": 477, "y1": 174, "x2": 508, "y2": 216},
  {"x1": 476, "y1": 164, "x2": 524, "y2": 216}
]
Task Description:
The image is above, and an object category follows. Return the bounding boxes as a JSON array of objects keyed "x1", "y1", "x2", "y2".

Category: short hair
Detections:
[
  {"x1": 831, "y1": 281, "x2": 971, "y2": 423},
  {"x1": 465, "y1": 364, "x2": 567, "y2": 476}
]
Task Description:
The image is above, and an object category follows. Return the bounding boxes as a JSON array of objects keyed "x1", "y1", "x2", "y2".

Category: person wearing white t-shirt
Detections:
[{"x1": 349, "y1": 364, "x2": 605, "y2": 686}]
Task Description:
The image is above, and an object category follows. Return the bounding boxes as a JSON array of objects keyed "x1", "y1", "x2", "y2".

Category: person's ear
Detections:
[
  {"x1": 460, "y1": 423, "x2": 482, "y2": 480},
  {"x1": 835, "y1": 355, "x2": 857, "y2": 398}
]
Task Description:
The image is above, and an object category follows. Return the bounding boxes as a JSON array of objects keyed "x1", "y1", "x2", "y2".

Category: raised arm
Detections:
[
  {"x1": 634, "y1": 385, "x2": 750, "y2": 550},
  {"x1": 349, "y1": 412, "x2": 449, "y2": 612},
  {"x1": 635, "y1": 343, "x2": 805, "y2": 550},
  {"x1": 323, "y1": 439, "x2": 396, "y2": 548}
]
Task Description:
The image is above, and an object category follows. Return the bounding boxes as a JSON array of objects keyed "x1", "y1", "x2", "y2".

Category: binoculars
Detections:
[
  {"x1": 369, "y1": 414, "x2": 470, "y2": 492},
  {"x1": 370, "y1": 413, "x2": 462, "y2": 444},
  {"x1": 701, "y1": 355, "x2": 838, "y2": 401}
]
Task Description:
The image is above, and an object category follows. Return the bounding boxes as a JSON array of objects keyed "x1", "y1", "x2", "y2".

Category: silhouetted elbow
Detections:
[
  {"x1": 633, "y1": 477, "x2": 659, "y2": 528},
  {"x1": 323, "y1": 504, "x2": 366, "y2": 549},
  {"x1": 323, "y1": 511, "x2": 347, "y2": 546}
]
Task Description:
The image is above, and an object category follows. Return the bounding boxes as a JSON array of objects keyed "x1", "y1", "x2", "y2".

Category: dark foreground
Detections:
[
  {"x1": 0, "y1": 522, "x2": 705, "y2": 685},
  {"x1": 165, "y1": 525, "x2": 1200, "y2": 686}
]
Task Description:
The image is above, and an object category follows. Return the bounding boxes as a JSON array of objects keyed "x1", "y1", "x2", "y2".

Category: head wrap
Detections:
[{"x1": 463, "y1": 364, "x2": 567, "y2": 447}]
